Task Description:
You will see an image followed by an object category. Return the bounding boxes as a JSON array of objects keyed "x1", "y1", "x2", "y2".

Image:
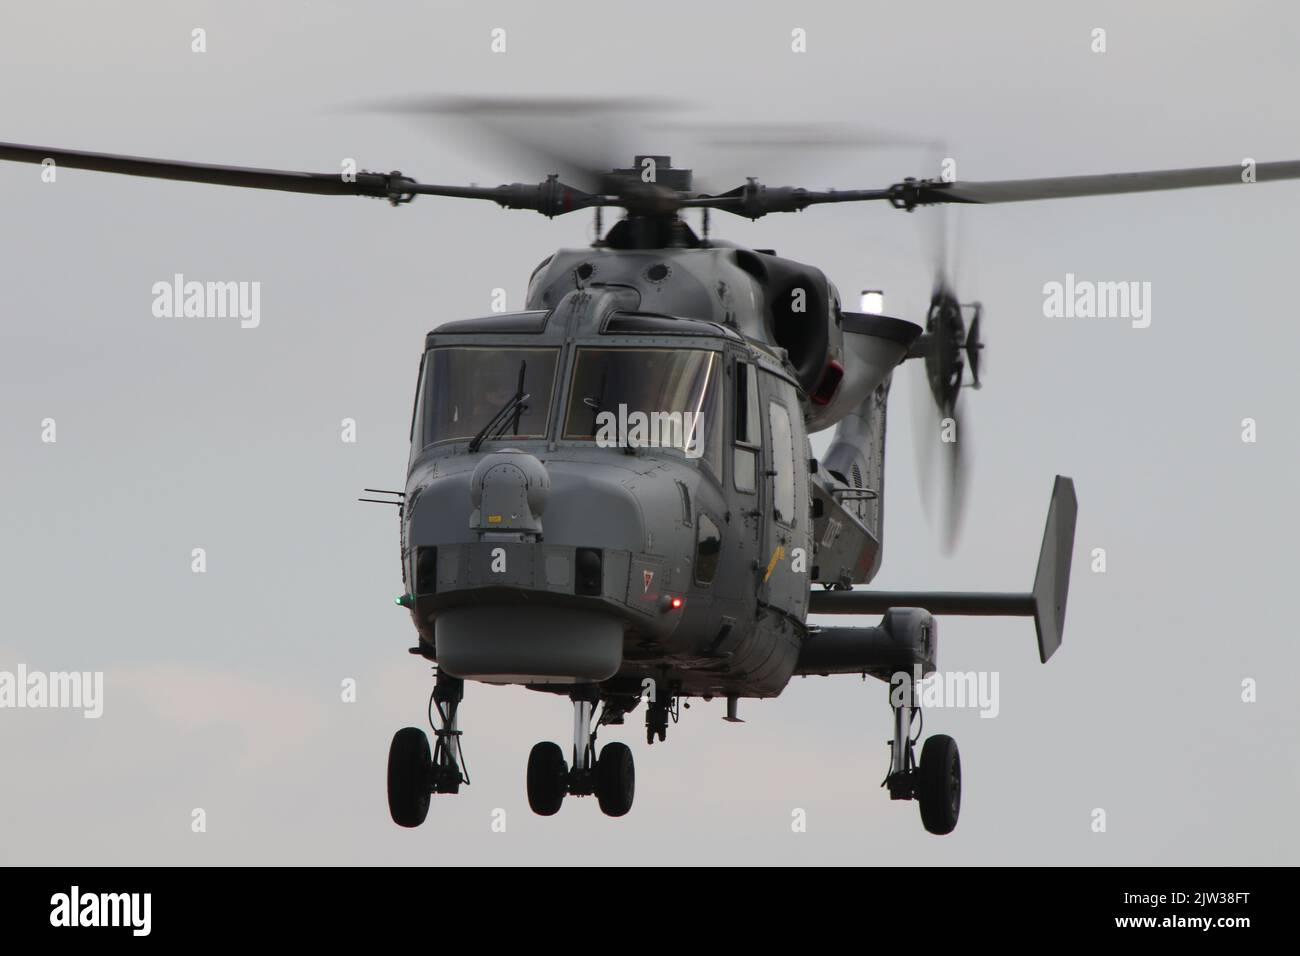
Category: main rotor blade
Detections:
[
  {"x1": 13, "y1": 139, "x2": 1297, "y2": 219},
  {"x1": 697, "y1": 158, "x2": 1300, "y2": 218},
  {"x1": 0, "y1": 141, "x2": 407, "y2": 197},
  {"x1": 0, "y1": 141, "x2": 609, "y2": 215},
  {"x1": 897, "y1": 159, "x2": 1300, "y2": 207}
]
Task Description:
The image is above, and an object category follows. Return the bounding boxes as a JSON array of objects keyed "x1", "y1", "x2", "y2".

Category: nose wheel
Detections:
[
  {"x1": 386, "y1": 669, "x2": 469, "y2": 828},
  {"x1": 526, "y1": 689, "x2": 635, "y2": 817},
  {"x1": 387, "y1": 726, "x2": 432, "y2": 827},
  {"x1": 526, "y1": 741, "x2": 568, "y2": 815},
  {"x1": 595, "y1": 741, "x2": 635, "y2": 817}
]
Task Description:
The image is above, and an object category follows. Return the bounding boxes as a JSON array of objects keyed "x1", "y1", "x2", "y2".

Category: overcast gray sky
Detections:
[{"x1": 2, "y1": 0, "x2": 1297, "y2": 865}]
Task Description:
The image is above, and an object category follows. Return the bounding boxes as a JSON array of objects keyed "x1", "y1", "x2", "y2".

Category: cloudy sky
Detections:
[{"x1": 1, "y1": 0, "x2": 1297, "y2": 864}]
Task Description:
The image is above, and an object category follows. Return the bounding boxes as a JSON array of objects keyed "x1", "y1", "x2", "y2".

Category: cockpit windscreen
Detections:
[{"x1": 420, "y1": 346, "x2": 559, "y2": 445}]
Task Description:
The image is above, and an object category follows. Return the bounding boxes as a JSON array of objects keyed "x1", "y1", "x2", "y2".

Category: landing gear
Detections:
[
  {"x1": 387, "y1": 727, "x2": 431, "y2": 827},
  {"x1": 526, "y1": 687, "x2": 635, "y2": 817},
  {"x1": 427, "y1": 672, "x2": 468, "y2": 794},
  {"x1": 386, "y1": 669, "x2": 469, "y2": 828},
  {"x1": 883, "y1": 669, "x2": 962, "y2": 835},
  {"x1": 916, "y1": 734, "x2": 961, "y2": 835},
  {"x1": 526, "y1": 741, "x2": 567, "y2": 815},
  {"x1": 596, "y1": 741, "x2": 635, "y2": 816},
  {"x1": 645, "y1": 695, "x2": 675, "y2": 744}
]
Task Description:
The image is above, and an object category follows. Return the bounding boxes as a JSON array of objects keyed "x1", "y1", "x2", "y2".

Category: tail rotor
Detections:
[{"x1": 910, "y1": 204, "x2": 984, "y2": 553}]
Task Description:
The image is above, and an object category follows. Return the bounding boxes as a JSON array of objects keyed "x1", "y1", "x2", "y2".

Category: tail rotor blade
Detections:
[
  {"x1": 910, "y1": 356, "x2": 939, "y2": 522},
  {"x1": 939, "y1": 400, "x2": 970, "y2": 554},
  {"x1": 965, "y1": 305, "x2": 984, "y2": 389}
]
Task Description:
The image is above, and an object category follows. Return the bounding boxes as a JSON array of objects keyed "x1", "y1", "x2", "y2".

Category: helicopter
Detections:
[{"x1": 5, "y1": 135, "x2": 1299, "y2": 836}]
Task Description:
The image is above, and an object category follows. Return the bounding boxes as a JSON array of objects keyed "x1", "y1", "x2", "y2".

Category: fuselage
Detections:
[{"x1": 401, "y1": 240, "x2": 826, "y2": 699}]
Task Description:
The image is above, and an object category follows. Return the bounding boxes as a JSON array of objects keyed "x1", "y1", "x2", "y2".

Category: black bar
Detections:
[{"x1": 4, "y1": 867, "x2": 1280, "y2": 940}]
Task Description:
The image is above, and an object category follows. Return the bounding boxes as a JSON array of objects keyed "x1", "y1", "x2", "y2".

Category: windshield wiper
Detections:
[
  {"x1": 582, "y1": 368, "x2": 608, "y2": 432},
  {"x1": 467, "y1": 360, "x2": 528, "y2": 453},
  {"x1": 485, "y1": 393, "x2": 531, "y2": 445}
]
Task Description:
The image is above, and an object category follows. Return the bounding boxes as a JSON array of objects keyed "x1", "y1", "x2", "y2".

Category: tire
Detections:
[
  {"x1": 917, "y1": 734, "x2": 961, "y2": 835},
  {"x1": 387, "y1": 727, "x2": 432, "y2": 828},
  {"x1": 527, "y1": 741, "x2": 568, "y2": 816},
  {"x1": 595, "y1": 742, "x2": 635, "y2": 817}
]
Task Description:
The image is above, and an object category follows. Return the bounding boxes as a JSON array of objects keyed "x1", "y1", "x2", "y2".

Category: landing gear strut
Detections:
[
  {"x1": 526, "y1": 686, "x2": 635, "y2": 817},
  {"x1": 428, "y1": 671, "x2": 468, "y2": 794},
  {"x1": 883, "y1": 669, "x2": 961, "y2": 835},
  {"x1": 386, "y1": 669, "x2": 469, "y2": 828},
  {"x1": 645, "y1": 695, "x2": 676, "y2": 745}
]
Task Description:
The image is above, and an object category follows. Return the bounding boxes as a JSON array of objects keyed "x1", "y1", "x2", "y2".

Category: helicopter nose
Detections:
[
  {"x1": 408, "y1": 456, "x2": 687, "y2": 683},
  {"x1": 469, "y1": 450, "x2": 549, "y2": 537}
]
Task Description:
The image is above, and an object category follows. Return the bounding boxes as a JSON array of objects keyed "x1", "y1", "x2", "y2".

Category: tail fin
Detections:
[{"x1": 1030, "y1": 476, "x2": 1078, "y2": 661}]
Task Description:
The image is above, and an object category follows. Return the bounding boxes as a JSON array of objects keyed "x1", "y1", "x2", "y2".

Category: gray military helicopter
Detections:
[{"x1": 5, "y1": 134, "x2": 1298, "y2": 835}]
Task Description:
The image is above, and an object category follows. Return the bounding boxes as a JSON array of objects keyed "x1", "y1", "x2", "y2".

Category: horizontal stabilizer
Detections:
[{"x1": 808, "y1": 476, "x2": 1077, "y2": 662}]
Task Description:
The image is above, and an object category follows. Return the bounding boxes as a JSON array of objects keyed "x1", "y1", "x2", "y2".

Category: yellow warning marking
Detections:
[
  {"x1": 763, "y1": 545, "x2": 786, "y2": 582},
  {"x1": 487, "y1": 514, "x2": 502, "y2": 524}
]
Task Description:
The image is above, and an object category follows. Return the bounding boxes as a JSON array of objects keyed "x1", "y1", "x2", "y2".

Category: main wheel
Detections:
[
  {"x1": 595, "y1": 741, "x2": 635, "y2": 817},
  {"x1": 387, "y1": 727, "x2": 432, "y2": 828},
  {"x1": 917, "y1": 734, "x2": 961, "y2": 835},
  {"x1": 527, "y1": 741, "x2": 568, "y2": 816}
]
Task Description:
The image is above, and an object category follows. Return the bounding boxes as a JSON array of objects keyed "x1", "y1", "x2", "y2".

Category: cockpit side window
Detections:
[
  {"x1": 694, "y1": 513, "x2": 722, "y2": 585},
  {"x1": 733, "y1": 360, "x2": 761, "y2": 493},
  {"x1": 768, "y1": 399, "x2": 797, "y2": 526},
  {"x1": 410, "y1": 351, "x2": 427, "y2": 443}
]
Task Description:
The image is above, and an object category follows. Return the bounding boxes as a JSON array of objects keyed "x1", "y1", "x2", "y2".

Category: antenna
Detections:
[{"x1": 358, "y1": 488, "x2": 404, "y2": 507}]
